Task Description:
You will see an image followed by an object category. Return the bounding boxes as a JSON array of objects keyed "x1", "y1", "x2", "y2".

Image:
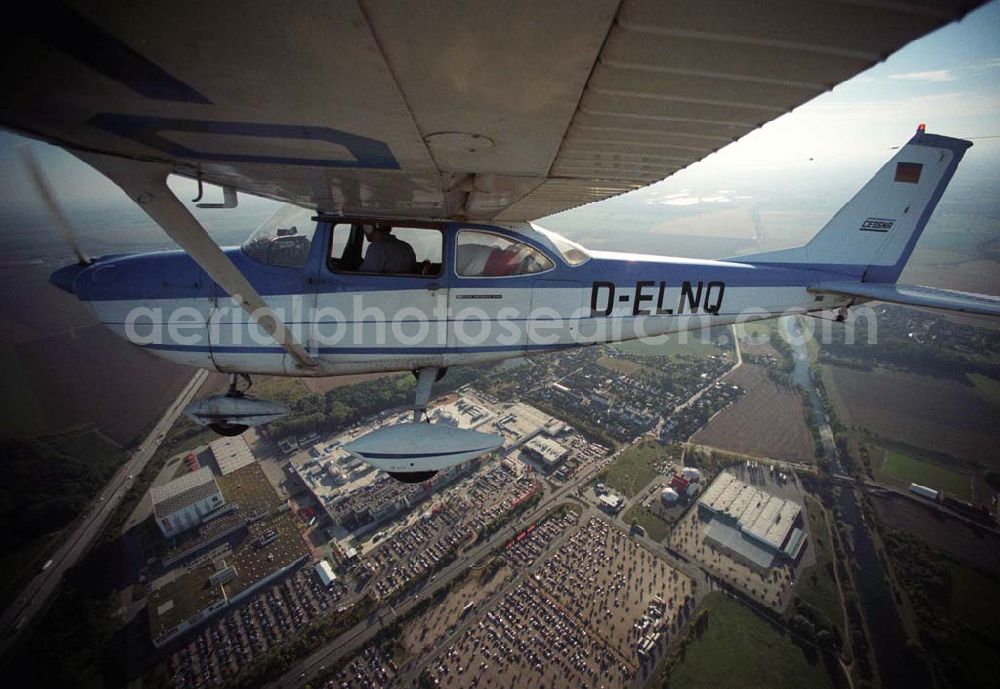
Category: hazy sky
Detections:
[{"x1": 1, "y1": 1, "x2": 998, "y2": 227}]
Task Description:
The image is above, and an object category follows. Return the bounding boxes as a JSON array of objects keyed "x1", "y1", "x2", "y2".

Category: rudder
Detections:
[{"x1": 739, "y1": 127, "x2": 972, "y2": 283}]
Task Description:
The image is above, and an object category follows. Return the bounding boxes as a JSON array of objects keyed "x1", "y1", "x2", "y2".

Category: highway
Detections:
[{"x1": 0, "y1": 368, "x2": 209, "y2": 657}]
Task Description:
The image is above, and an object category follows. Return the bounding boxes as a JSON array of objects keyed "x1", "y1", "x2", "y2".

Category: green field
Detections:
[
  {"x1": 670, "y1": 592, "x2": 833, "y2": 689},
  {"x1": 967, "y1": 372, "x2": 1000, "y2": 407},
  {"x1": 877, "y1": 449, "x2": 971, "y2": 500},
  {"x1": 622, "y1": 503, "x2": 670, "y2": 542},
  {"x1": 613, "y1": 334, "x2": 719, "y2": 358},
  {"x1": 794, "y1": 496, "x2": 844, "y2": 639},
  {"x1": 594, "y1": 440, "x2": 664, "y2": 497}
]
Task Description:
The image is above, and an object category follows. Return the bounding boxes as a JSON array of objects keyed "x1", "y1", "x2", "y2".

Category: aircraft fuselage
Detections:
[{"x1": 52, "y1": 220, "x2": 854, "y2": 376}]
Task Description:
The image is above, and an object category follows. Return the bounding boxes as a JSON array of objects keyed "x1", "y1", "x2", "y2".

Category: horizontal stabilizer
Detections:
[{"x1": 808, "y1": 281, "x2": 1000, "y2": 317}]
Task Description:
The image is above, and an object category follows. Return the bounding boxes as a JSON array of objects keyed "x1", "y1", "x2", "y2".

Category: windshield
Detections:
[
  {"x1": 241, "y1": 204, "x2": 316, "y2": 268},
  {"x1": 532, "y1": 225, "x2": 590, "y2": 265}
]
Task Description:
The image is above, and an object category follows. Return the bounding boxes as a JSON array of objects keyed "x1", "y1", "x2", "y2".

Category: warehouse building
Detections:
[
  {"x1": 151, "y1": 467, "x2": 225, "y2": 538},
  {"x1": 698, "y1": 472, "x2": 805, "y2": 569},
  {"x1": 210, "y1": 435, "x2": 257, "y2": 475},
  {"x1": 521, "y1": 435, "x2": 568, "y2": 471}
]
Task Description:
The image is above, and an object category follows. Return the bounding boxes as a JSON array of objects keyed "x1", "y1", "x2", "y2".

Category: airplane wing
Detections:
[
  {"x1": 808, "y1": 281, "x2": 1000, "y2": 318},
  {"x1": 0, "y1": 0, "x2": 986, "y2": 221}
]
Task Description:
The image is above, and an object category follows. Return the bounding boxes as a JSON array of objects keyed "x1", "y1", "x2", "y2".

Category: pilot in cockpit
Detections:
[{"x1": 358, "y1": 224, "x2": 417, "y2": 274}]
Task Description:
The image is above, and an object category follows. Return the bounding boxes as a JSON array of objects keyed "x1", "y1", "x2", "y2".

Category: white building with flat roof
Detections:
[
  {"x1": 698, "y1": 471, "x2": 804, "y2": 568},
  {"x1": 151, "y1": 467, "x2": 225, "y2": 538},
  {"x1": 210, "y1": 435, "x2": 257, "y2": 475},
  {"x1": 522, "y1": 436, "x2": 568, "y2": 470},
  {"x1": 314, "y1": 560, "x2": 337, "y2": 587}
]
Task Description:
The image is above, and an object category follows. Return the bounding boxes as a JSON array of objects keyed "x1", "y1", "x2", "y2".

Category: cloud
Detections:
[{"x1": 888, "y1": 69, "x2": 956, "y2": 82}]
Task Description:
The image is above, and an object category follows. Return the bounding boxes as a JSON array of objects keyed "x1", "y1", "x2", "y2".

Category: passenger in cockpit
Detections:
[{"x1": 358, "y1": 225, "x2": 416, "y2": 274}]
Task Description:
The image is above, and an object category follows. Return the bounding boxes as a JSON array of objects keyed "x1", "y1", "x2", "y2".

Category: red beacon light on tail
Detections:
[{"x1": 917, "y1": 123, "x2": 927, "y2": 133}]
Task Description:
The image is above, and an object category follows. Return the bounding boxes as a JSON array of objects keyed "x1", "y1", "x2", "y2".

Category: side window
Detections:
[
  {"x1": 456, "y1": 230, "x2": 554, "y2": 277},
  {"x1": 328, "y1": 223, "x2": 442, "y2": 276},
  {"x1": 241, "y1": 204, "x2": 316, "y2": 268}
]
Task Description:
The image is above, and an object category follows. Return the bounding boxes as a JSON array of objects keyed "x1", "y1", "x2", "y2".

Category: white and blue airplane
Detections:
[{"x1": 3, "y1": 1, "x2": 995, "y2": 481}]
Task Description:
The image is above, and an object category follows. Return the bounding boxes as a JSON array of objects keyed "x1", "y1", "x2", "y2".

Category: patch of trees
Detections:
[
  {"x1": 882, "y1": 530, "x2": 984, "y2": 689},
  {"x1": 0, "y1": 436, "x2": 122, "y2": 552},
  {"x1": 268, "y1": 366, "x2": 484, "y2": 441},
  {"x1": 791, "y1": 596, "x2": 843, "y2": 652}
]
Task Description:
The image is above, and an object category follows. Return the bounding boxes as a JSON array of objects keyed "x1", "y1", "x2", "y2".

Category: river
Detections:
[{"x1": 782, "y1": 316, "x2": 929, "y2": 689}]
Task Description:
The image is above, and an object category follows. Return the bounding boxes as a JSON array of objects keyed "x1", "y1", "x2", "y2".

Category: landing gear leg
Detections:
[
  {"x1": 410, "y1": 367, "x2": 445, "y2": 422},
  {"x1": 380, "y1": 367, "x2": 445, "y2": 482}
]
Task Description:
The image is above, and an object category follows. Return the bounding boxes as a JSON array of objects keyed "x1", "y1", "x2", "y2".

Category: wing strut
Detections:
[{"x1": 73, "y1": 151, "x2": 319, "y2": 370}]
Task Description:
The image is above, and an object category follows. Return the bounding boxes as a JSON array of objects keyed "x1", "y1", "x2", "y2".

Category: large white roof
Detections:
[
  {"x1": 699, "y1": 471, "x2": 800, "y2": 551},
  {"x1": 151, "y1": 467, "x2": 220, "y2": 516}
]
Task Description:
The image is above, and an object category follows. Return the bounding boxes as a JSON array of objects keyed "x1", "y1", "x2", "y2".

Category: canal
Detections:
[{"x1": 782, "y1": 316, "x2": 929, "y2": 689}]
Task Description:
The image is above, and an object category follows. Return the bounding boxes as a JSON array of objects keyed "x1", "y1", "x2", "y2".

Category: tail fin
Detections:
[{"x1": 739, "y1": 127, "x2": 971, "y2": 283}]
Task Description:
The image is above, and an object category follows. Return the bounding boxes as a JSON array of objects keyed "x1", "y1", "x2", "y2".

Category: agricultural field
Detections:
[
  {"x1": 821, "y1": 364, "x2": 1000, "y2": 467},
  {"x1": 596, "y1": 354, "x2": 645, "y2": 376},
  {"x1": 875, "y1": 448, "x2": 972, "y2": 501},
  {"x1": 734, "y1": 319, "x2": 785, "y2": 360},
  {"x1": 967, "y1": 372, "x2": 1000, "y2": 406},
  {"x1": 870, "y1": 493, "x2": 1000, "y2": 575},
  {"x1": 594, "y1": 440, "x2": 665, "y2": 497},
  {"x1": 690, "y1": 364, "x2": 815, "y2": 463},
  {"x1": 613, "y1": 333, "x2": 722, "y2": 359},
  {"x1": 303, "y1": 371, "x2": 402, "y2": 394},
  {"x1": 0, "y1": 263, "x2": 193, "y2": 445},
  {"x1": 668, "y1": 592, "x2": 833, "y2": 689}
]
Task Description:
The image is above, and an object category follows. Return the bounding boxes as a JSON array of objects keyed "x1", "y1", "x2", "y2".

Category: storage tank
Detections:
[
  {"x1": 685, "y1": 483, "x2": 700, "y2": 498},
  {"x1": 681, "y1": 467, "x2": 702, "y2": 482},
  {"x1": 661, "y1": 487, "x2": 679, "y2": 505}
]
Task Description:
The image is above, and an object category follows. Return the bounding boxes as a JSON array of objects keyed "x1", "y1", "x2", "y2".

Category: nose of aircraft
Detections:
[{"x1": 49, "y1": 262, "x2": 88, "y2": 295}]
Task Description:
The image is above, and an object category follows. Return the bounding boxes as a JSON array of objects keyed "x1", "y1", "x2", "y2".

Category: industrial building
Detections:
[
  {"x1": 698, "y1": 472, "x2": 806, "y2": 569},
  {"x1": 314, "y1": 559, "x2": 337, "y2": 587},
  {"x1": 521, "y1": 435, "x2": 569, "y2": 471},
  {"x1": 151, "y1": 467, "x2": 225, "y2": 538},
  {"x1": 148, "y1": 464, "x2": 310, "y2": 648},
  {"x1": 210, "y1": 435, "x2": 257, "y2": 475},
  {"x1": 598, "y1": 493, "x2": 625, "y2": 513}
]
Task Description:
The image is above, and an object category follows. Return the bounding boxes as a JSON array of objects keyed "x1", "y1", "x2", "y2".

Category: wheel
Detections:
[
  {"x1": 411, "y1": 367, "x2": 448, "y2": 382},
  {"x1": 387, "y1": 470, "x2": 438, "y2": 484},
  {"x1": 209, "y1": 422, "x2": 249, "y2": 437}
]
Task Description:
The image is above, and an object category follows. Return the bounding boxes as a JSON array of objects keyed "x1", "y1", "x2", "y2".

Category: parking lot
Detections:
[
  {"x1": 671, "y1": 506, "x2": 796, "y2": 609},
  {"x1": 421, "y1": 514, "x2": 694, "y2": 689},
  {"x1": 319, "y1": 644, "x2": 399, "y2": 689},
  {"x1": 538, "y1": 517, "x2": 694, "y2": 662},
  {"x1": 168, "y1": 565, "x2": 348, "y2": 688},
  {"x1": 363, "y1": 464, "x2": 540, "y2": 602},
  {"x1": 427, "y1": 578, "x2": 627, "y2": 689}
]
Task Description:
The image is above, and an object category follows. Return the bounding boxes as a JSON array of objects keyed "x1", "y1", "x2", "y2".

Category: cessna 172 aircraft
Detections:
[{"x1": 3, "y1": 1, "x2": 997, "y2": 482}]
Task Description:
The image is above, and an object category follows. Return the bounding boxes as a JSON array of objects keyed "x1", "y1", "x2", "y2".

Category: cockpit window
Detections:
[
  {"x1": 241, "y1": 204, "x2": 316, "y2": 268},
  {"x1": 456, "y1": 230, "x2": 554, "y2": 277},
  {"x1": 328, "y1": 223, "x2": 443, "y2": 276},
  {"x1": 533, "y1": 225, "x2": 590, "y2": 266}
]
